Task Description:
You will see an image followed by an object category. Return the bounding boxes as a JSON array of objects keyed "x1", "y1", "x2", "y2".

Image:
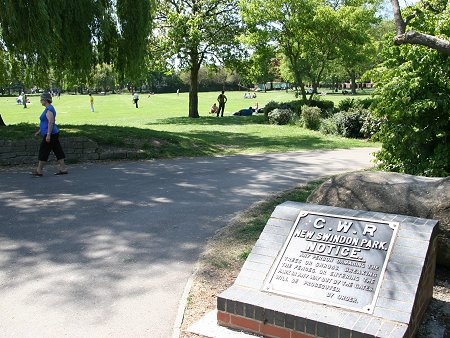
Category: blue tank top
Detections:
[{"x1": 39, "y1": 105, "x2": 59, "y2": 136}]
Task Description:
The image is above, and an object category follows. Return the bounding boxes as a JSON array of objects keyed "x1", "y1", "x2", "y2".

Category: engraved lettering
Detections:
[
  {"x1": 294, "y1": 229, "x2": 315, "y2": 239},
  {"x1": 275, "y1": 275, "x2": 288, "y2": 282},
  {"x1": 337, "y1": 220, "x2": 353, "y2": 233},
  {"x1": 355, "y1": 284, "x2": 374, "y2": 292},
  {"x1": 303, "y1": 281, "x2": 341, "y2": 293},
  {"x1": 315, "y1": 263, "x2": 339, "y2": 270},
  {"x1": 337, "y1": 295, "x2": 358, "y2": 303},
  {"x1": 314, "y1": 218, "x2": 326, "y2": 229},
  {"x1": 362, "y1": 223, "x2": 377, "y2": 237}
]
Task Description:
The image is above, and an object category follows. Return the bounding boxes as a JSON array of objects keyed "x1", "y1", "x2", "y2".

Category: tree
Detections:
[
  {"x1": 0, "y1": 47, "x2": 11, "y2": 92},
  {"x1": 366, "y1": 1, "x2": 450, "y2": 177},
  {"x1": 241, "y1": 0, "x2": 315, "y2": 100},
  {"x1": 369, "y1": 34, "x2": 450, "y2": 176},
  {"x1": 0, "y1": 0, "x2": 155, "y2": 85},
  {"x1": 237, "y1": 38, "x2": 278, "y2": 92},
  {"x1": 155, "y1": 0, "x2": 244, "y2": 118},
  {"x1": 241, "y1": 0, "x2": 380, "y2": 101},
  {"x1": 336, "y1": 7, "x2": 379, "y2": 94},
  {"x1": 391, "y1": 0, "x2": 450, "y2": 55},
  {"x1": 90, "y1": 64, "x2": 116, "y2": 92}
]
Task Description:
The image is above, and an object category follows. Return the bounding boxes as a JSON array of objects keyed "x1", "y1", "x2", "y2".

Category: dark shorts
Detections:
[{"x1": 38, "y1": 133, "x2": 66, "y2": 161}]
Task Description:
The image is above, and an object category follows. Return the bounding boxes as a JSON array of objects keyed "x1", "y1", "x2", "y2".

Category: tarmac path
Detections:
[{"x1": 0, "y1": 148, "x2": 377, "y2": 337}]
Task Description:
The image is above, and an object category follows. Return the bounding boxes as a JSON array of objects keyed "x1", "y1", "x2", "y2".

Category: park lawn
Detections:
[{"x1": 0, "y1": 91, "x2": 378, "y2": 159}]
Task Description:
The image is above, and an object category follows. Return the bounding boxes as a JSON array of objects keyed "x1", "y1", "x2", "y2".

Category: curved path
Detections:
[{"x1": 0, "y1": 148, "x2": 377, "y2": 337}]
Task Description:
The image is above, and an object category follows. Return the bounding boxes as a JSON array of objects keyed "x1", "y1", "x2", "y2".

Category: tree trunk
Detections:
[
  {"x1": 299, "y1": 82, "x2": 307, "y2": 102},
  {"x1": 350, "y1": 72, "x2": 357, "y2": 95},
  {"x1": 189, "y1": 62, "x2": 200, "y2": 118}
]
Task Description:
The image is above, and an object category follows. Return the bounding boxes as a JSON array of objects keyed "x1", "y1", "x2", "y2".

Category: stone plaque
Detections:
[{"x1": 263, "y1": 211, "x2": 399, "y2": 313}]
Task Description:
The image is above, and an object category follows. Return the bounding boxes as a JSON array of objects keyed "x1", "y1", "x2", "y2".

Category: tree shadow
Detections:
[
  {"x1": 146, "y1": 114, "x2": 267, "y2": 126},
  {"x1": 0, "y1": 148, "x2": 375, "y2": 320}
]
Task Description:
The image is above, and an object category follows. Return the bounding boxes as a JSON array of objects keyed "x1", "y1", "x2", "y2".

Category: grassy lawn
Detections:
[{"x1": 0, "y1": 90, "x2": 378, "y2": 159}]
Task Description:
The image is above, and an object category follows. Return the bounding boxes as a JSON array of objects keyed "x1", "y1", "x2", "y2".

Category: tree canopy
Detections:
[
  {"x1": 0, "y1": 0, "x2": 155, "y2": 85},
  {"x1": 240, "y1": 0, "x2": 380, "y2": 101}
]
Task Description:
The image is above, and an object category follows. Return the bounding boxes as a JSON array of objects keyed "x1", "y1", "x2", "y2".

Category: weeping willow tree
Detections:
[{"x1": 0, "y1": 0, "x2": 155, "y2": 86}]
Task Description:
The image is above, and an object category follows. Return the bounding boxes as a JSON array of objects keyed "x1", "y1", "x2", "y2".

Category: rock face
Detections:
[{"x1": 307, "y1": 171, "x2": 450, "y2": 268}]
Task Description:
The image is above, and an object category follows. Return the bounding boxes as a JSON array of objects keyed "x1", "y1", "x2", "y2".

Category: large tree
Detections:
[
  {"x1": 155, "y1": 0, "x2": 244, "y2": 118},
  {"x1": 0, "y1": 0, "x2": 155, "y2": 85}
]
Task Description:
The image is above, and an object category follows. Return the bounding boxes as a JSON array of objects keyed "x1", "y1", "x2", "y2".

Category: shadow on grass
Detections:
[
  {"x1": 1, "y1": 122, "x2": 365, "y2": 159},
  {"x1": 146, "y1": 114, "x2": 267, "y2": 126}
]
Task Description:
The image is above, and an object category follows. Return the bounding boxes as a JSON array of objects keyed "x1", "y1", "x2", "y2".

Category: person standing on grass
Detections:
[
  {"x1": 133, "y1": 92, "x2": 139, "y2": 108},
  {"x1": 31, "y1": 92, "x2": 68, "y2": 177},
  {"x1": 217, "y1": 90, "x2": 227, "y2": 117},
  {"x1": 89, "y1": 93, "x2": 94, "y2": 112}
]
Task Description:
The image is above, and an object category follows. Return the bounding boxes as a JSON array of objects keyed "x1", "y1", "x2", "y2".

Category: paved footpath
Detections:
[{"x1": 0, "y1": 148, "x2": 377, "y2": 337}]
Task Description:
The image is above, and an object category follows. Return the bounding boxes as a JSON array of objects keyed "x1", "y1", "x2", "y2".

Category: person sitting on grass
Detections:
[{"x1": 210, "y1": 103, "x2": 218, "y2": 115}]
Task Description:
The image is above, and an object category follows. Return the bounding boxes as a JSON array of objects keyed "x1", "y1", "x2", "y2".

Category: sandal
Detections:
[
  {"x1": 54, "y1": 171, "x2": 68, "y2": 175},
  {"x1": 31, "y1": 171, "x2": 43, "y2": 177}
]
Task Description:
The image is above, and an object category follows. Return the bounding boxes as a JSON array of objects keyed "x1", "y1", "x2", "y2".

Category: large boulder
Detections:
[{"x1": 307, "y1": 171, "x2": 450, "y2": 268}]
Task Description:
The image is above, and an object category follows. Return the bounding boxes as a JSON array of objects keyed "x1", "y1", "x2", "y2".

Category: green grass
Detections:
[{"x1": 0, "y1": 91, "x2": 377, "y2": 159}]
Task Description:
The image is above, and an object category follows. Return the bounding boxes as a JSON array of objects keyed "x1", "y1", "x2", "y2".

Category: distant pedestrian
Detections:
[
  {"x1": 31, "y1": 92, "x2": 68, "y2": 177},
  {"x1": 217, "y1": 90, "x2": 227, "y2": 117},
  {"x1": 177, "y1": 89, "x2": 180, "y2": 96},
  {"x1": 89, "y1": 93, "x2": 94, "y2": 112},
  {"x1": 133, "y1": 92, "x2": 139, "y2": 108}
]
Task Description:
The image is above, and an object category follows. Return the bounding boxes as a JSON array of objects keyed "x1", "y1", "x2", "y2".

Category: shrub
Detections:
[
  {"x1": 280, "y1": 100, "x2": 305, "y2": 117},
  {"x1": 263, "y1": 101, "x2": 281, "y2": 116},
  {"x1": 360, "y1": 112, "x2": 383, "y2": 139},
  {"x1": 357, "y1": 97, "x2": 375, "y2": 110},
  {"x1": 310, "y1": 99, "x2": 335, "y2": 117},
  {"x1": 320, "y1": 116, "x2": 339, "y2": 135},
  {"x1": 337, "y1": 98, "x2": 356, "y2": 112},
  {"x1": 268, "y1": 108, "x2": 294, "y2": 125},
  {"x1": 337, "y1": 97, "x2": 374, "y2": 112},
  {"x1": 334, "y1": 108, "x2": 369, "y2": 138},
  {"x1": 300, "y1": 105, "x2": 322, "y2": 130}
]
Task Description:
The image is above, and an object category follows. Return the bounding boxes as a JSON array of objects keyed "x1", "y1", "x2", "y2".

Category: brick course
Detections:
[{"x1": 0, "y1": 137, "x2": 147, "y2": 165}]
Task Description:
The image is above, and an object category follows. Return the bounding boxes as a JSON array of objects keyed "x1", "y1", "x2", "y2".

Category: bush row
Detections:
[{"x1": 265, "y1": 97, "x2": 381, "y2": 139}]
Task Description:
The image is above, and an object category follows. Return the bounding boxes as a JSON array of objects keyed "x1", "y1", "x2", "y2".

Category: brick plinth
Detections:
[{"x1": 217, "y1": 311, "x2": 313, "y2": 338}]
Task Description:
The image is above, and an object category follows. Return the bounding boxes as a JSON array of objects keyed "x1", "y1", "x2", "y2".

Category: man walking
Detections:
[
  {"x1": 133, "y1": 92, "x2": 139, "y2": 108},
  {"x1": 217, "y1": 90, "x2": 227, "y2": 117}
]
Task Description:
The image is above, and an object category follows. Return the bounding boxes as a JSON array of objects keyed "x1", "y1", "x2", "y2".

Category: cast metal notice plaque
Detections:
[{"x1": 263, "y1": 211, "x2": 399, "y2": 313}]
